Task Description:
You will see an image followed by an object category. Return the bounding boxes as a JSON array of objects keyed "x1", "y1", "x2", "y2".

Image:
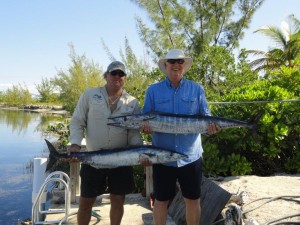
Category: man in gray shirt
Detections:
[{"x1": 68, "y1": 61, "x2": 142, "y2": 225}]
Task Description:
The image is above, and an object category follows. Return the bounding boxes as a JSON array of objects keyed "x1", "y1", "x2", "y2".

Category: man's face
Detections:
[
  {"x1": 165, "y1": 59, "x2": 185, "y2": 81},
  {"x1": 106, "y1": 70, "x2": 126, "y2": 89}
]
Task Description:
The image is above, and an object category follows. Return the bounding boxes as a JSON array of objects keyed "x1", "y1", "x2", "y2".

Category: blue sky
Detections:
[{"x1": 1, "y1": 0, "x2": 300, "y2": 94}]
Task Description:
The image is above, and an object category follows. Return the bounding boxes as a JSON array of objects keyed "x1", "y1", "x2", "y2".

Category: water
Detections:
[{"x1": 0, "y1": 109, "x2": 61, "y2": 225}]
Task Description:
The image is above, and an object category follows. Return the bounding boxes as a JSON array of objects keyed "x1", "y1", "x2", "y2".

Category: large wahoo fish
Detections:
[
  {"x1": 45, "y1": 139, "x2": 187, "y2": 171},
  {"x1": 107, "y1": 112, "x2": 254, "y2": 134}
]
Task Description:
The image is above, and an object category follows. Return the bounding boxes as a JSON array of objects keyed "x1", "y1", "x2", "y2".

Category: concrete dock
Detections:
[{"x1": 44, "y1": 193, "x2": 177, "y2": 225}]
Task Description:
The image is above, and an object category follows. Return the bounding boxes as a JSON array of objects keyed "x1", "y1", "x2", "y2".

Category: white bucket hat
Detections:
[{"x1": 158, "y1": 49, "x2": 193, "y2": 75}]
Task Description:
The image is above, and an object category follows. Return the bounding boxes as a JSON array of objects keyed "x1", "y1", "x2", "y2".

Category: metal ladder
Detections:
[{"x1": 32, "y1": 171, "x2": 71, "y2": 225}]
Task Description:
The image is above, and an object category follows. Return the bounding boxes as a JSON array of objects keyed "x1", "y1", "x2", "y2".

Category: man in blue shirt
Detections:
[{"x1": 142, "y1": 49, "x2": 220, "y2": 225}]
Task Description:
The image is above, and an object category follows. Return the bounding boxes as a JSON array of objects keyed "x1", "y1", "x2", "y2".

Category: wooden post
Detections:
[
  {"x1": 70, "y1": 162, "x2": 80, "y2": 203},
  {"x1": 145, "y1": 166, "x2": 153, "y2": 199},
  {"x1": 68, "y1": 138, "x2": 85, "y2": 203}
]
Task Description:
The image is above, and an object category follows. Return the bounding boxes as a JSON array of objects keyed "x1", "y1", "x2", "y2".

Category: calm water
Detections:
[{"x1": 0, "y1": 109, "x2": 60, "y2": 225}]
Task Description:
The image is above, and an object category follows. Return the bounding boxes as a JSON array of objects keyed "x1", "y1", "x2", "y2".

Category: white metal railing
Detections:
[{"x1": 32, "y1": 171, "x2": 71, "y2": 225}]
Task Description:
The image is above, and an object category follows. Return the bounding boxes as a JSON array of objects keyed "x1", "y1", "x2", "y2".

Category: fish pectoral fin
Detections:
[
  {"x1": 139, "y1": 153, "x2": 155, "y2": 162},
  {"x1": 139, "y1": 154, "x2": 149, "y2": 160}
]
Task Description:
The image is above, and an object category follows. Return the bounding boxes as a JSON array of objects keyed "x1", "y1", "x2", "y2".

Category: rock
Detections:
[
  {"x1": 224, "y1": 203, "x2": 242, "y2": 225},
  {"x1": 244, "y1": 218, "x2": 260, "y2": 225}
]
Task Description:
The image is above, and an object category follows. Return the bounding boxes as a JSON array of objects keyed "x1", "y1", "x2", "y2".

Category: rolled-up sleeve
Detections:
[
  {"x1": 70, "y1": 92, "x2": 89, "y2": 146},
  {"x1": 128, "y1": 100, "x2": 143, "y2": 145}
]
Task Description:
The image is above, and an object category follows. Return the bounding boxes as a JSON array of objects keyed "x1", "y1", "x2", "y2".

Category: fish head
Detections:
[{"x1": 107, "y1": 114, "x2": 155, "y2": 129}]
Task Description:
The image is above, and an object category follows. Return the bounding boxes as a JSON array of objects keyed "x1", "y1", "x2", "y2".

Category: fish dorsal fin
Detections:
[
  {"x1": 108, "y1": 113, "x2": 156, "y2": 121},
  {"x1": 143, "y1": 116, "x2": 156, "y2": 121},
  {"x1": 149, "y1": 111, "x2": 206, "y2": 118}
]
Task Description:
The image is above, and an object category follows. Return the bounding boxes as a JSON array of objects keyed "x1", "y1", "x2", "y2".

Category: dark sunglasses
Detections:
[
  {"x1": 110, "y1": 70, "x2": 126, "y2": 77},
  {"x1": 167, "y1": 59, "x2": 185, "y2": 64}
]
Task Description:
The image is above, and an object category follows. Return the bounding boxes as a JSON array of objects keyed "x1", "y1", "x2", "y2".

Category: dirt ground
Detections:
[
  {"x1": 44, "y1": 193, "x2": 176, "y2": 225},
  {"x1": 216, "y1": 173, "x2": 300, "y2": 224},
  {"x1": 43, "y1": 174, "x2": 300, "y2": 225}
]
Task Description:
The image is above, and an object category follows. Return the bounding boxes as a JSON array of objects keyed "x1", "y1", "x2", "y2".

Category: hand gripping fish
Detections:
[
  {"x1": 107, "y1": 112, "x2": 254, "y2": 134},
  {"x1": 45, "y1": 139, "x2": 187, "y2": 172}
]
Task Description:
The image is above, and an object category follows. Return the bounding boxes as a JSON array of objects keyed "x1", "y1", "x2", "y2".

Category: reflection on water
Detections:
[
  {"x1": 0, "y1": 109, "x2": 63, "y2": 224},
  {"x1": 0, "y1": 109, "x2": 59, "y2": 136},
  {"x1": 0, "y1": 109, "x2": 33, "y2": 135}
]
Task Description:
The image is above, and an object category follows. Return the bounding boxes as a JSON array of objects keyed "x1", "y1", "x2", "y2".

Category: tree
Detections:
[
  {"x1": 130, "y1": 0, "x2": 264, "y2": 59},
  {"x1": 246, "y1": 14, "x2": 300, "y2": 72},
  {"x1": 101, "y1": 36, "x2": 157, "y2": 105},
  {"x1": 183, "y1": 45, "x2": 258, "y2": 100},
  {"x1": 1, "y1": 84, "x2": 32, "y2": 107},
  {"x1": 35, "y1": 77, "x2": 58, "y2": 103},
  {"x1": 129, "y1": 0, "x2": 263, "y2": 99},
  {"x1": 53, "y1": 44, "x2": 105, "y2": 113},
  {"x1": 101, "y1": 36, "x2": 152, "y2": 77},
  {"x1": 0, "y1": 91, "x2": 4, "y2": 103}
]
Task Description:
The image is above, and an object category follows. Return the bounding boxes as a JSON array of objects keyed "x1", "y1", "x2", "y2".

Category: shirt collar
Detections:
[{"x1": 165, "y1": 77, "x2": 185, "y2": 89}]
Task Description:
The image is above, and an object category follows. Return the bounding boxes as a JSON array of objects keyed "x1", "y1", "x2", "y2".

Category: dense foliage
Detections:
[
  {"x1": 53, "y1": 45, "x2": 106, "y2": 113},
  {"x1": 203, "y1": 66, "x2": 300, "y2": 176},
  {"x1": 35, "y1": 77, "x2": 58, "y2": 103},
  {"x1": 0, "y1": 84, "x2": 32, "y2": 107}
]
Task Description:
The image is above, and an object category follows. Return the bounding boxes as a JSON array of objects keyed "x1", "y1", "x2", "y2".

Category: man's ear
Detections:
[{"x1": 103, "y1": 72, "x2": 108, "y2": 79}]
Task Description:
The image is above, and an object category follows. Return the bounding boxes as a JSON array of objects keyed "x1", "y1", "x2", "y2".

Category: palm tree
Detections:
[{"x1": 246, "y1": 14, "x2": 300, "y2": 72}]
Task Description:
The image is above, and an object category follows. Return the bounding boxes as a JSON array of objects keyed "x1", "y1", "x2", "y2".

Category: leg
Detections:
[
  {"x1": 107, "y1": 166, "x2": 135, "y2": 225},
  {"x1": 110, "y1": 194, "x2": 125, "y2": 225},
  {"x1": 184, "y1": 197, "x2": 201, "y2": 225},
  {"x1": 153, "y1": 199, "x2": 170, "y2": 225},
  {"x1": 77, "y1": 196, "x2": 96, "y2": 225},
  {"x1": 178, "y1": 158, "x2": 203, "y2": 225},
  {"x1": 152, "y1": 164, "x2": 177, "y2": 225},
  {"x1": 78, "y1": 165, "x2": 106, "y2": 225}
]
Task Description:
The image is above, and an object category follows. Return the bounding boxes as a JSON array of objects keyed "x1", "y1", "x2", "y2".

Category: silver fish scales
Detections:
[
  {"x1": 45, "y1": 139, "x2": 187, "y2": 171},
  {"x1": 107, "y1": 112, "x2": 253, "y2": 134}
]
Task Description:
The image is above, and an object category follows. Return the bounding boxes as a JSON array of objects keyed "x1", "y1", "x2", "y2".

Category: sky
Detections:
[{"x1": 0, "y1": 0, "x2": 300, "y2": 94}]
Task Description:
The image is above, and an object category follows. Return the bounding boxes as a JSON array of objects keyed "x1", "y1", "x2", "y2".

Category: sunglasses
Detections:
[
  {"x1": 167, "y1": 59, "x2": 185, "y2": 64},
  {"x1": 110, "y1": 70, "x2": 126, "y2": 77}
]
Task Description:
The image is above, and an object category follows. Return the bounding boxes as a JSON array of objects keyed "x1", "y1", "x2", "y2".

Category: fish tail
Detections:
[{"x1": 44, "y1": 139, "x2": 59, "y2": 172}]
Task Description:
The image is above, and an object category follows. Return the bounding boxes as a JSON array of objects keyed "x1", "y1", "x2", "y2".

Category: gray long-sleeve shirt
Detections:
[{"x1": 70, "y1": 87, "x2": 142, "y2": 151}]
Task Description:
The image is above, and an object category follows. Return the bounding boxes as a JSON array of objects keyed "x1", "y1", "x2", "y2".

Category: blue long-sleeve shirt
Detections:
[{"x1": 143, "y1": 78, "x2": 211, "y2": 167}]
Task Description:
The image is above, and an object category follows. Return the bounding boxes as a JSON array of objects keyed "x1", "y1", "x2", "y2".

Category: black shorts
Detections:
[
  {"x1": 80, "y1": 164, "x2": 135, "y2": 198},
  {"x1": 152, "y1": 157, "x2": 203, "y2": 201}
]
